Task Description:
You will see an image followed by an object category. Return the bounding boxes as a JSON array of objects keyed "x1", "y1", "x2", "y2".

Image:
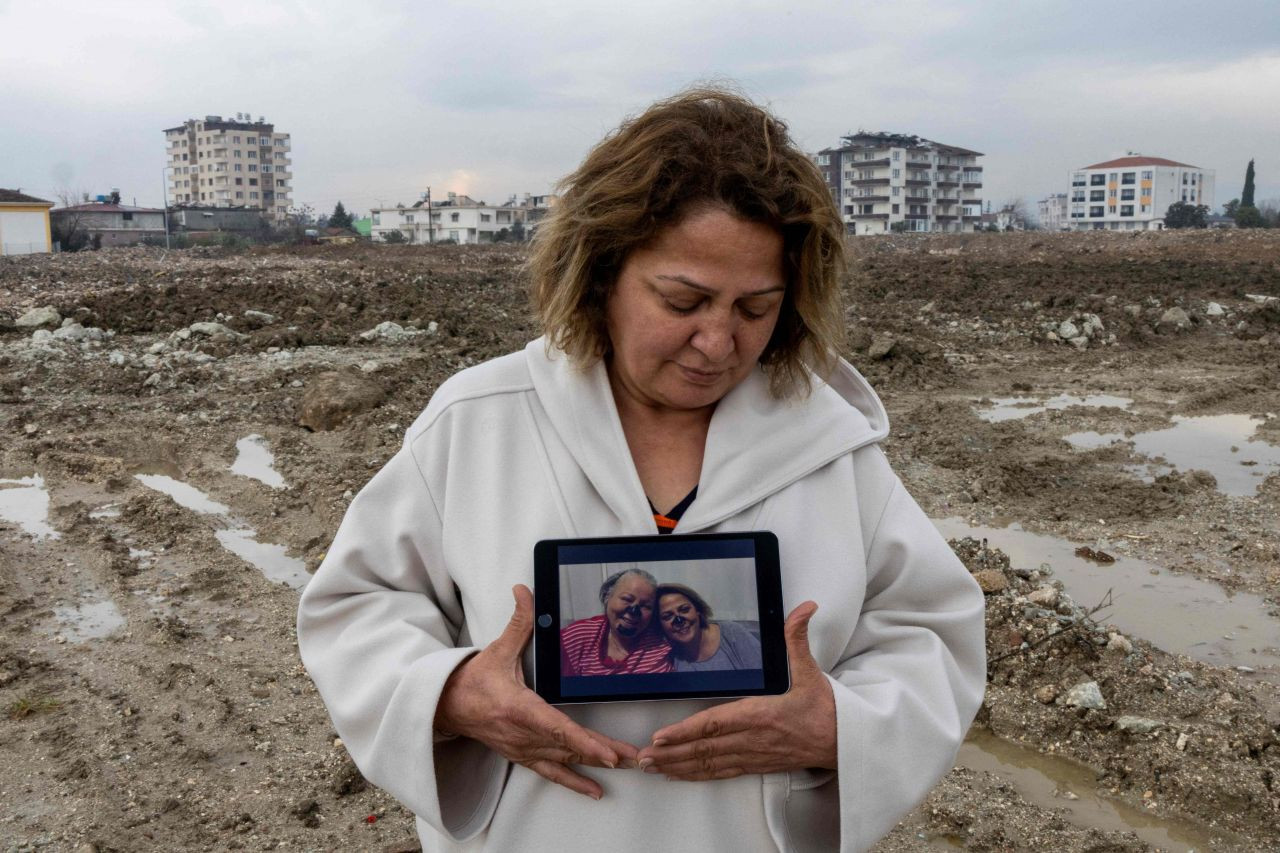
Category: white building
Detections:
[
  {"x1": 1068, "y1": 156, "x2": 1214, "y2": 231},
  {"x1": 164, "y1": 114, "x2": 292, "y2": 222},
  {"x1": 370, "y1": 193, "x2": 528, "y2": 244},
  {"x1": 1037, "y1": 193, "x2": 1069, "y2": 231},
  {"x1": 815, "y1": 132, "x2": 984, "y2": 235},
  {"x1": 0, "y1": 189, "x2": 53, "y2": 255},
  {"x1": 50, "y1": 202, "x2": 166, "y2": 247}
]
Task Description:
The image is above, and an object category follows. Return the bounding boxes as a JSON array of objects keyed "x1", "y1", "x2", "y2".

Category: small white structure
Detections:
[
  {"x1": 0, "y1": 189, "x2": 54, "y2": 255},
  {"x1": 370, "y1": 193, "x2": 530, "y2": 244},
  {"x1": 1037, "y1": 193, "x2": 1069, "y2": 231},
  {"x1": 1068, "y1": 156, "x2": 1215, "y2": 231}
]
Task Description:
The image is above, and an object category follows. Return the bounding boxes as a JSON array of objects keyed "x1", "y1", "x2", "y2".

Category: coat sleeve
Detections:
[
  {"x1": 295, "y1": 439, "x2": 509, "y2": 842},
  {"x1": 784, "y1": 453, "x2": 987, "y2": 853}
]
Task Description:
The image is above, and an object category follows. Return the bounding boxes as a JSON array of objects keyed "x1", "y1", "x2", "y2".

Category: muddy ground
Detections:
[{"x1": 1, "y1": 231, "x2": 1278, "y2": 852}]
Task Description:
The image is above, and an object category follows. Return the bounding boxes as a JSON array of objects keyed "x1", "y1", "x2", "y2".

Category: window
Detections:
[
  {"x1": 1121, "y1": 172, "x2": 1135, "y2": 184},
  {"x1": 1182, "y1": 191, "x2": 1188, "y2": 201},
  {"x1": 234, "y1": 150, "x2": 242, "y2": 158},
  {"x1": 260, "y1": 137, "x2": 269, "y2": 145},
  {"x1": 480, "y1": 213, "x2": 491, "y2": 222},
  {"x1": 1182, "y1": 174, "x2": 1188, "y2": 184},
  {"x1": 1191, "y1": 174, "x2": 1197, "y2": 185},
  {"x1": 234, "y1": 164, "x2": 242, "y2": 172},
  {"x1": 892, "y1": 204, "x2": 900, "y2": 214},
  {"x1": 1142, "y1": 171, "x2": 1152, "y2": 179},
  {"x1": 235, "y1": 178, "x2": 242, "y2": 186},
  {"x1": 860, "y1": 204, "x2": 874, "y2": 214},
  {"x1": 405, "y1": 214, "x2": 414, "y2": 223},
  {"x1": 1120, "y1": 205, "x2": 1134, "y2": 216},
  {"x1": 276, "y1": 180, "x2": 285, "y2": 187},
  {"x1": 892, "y1": 150, "x2": 900, "y2": 161},
  {"x1": 1072, "y1": 191, "x2": 1085, "y2": 202},
  {"x1": 450, "y1": 212, "x2": 459, "y2": 222},
  {"x1": 372, "y1": 213, "x2": 380, "y2": 225},
  {"x1": 891, "y1": 169, "x2": 900, "y2": 178},
  {"x1": 250, "y1": 192, "x2": 259, "y2": 199},
  {"x1": 248, "y1": 150, "x2": 256, "y2": 158},
  {"x1": 233, "y1": 136, "x2": 240, "y2": 143},
  {"x1": 1090, "y1": 190, "x2": 1104, "y2": 201},
  {"x1": 1109, "y1": 173, "x2": 1117, "y2": 181},
  {"x1": 1141, "y1": 204, "x2": 1150, "y2": 213},
  {"x1": 262, "y1": 165, "x2": 271, "y2": 173},
  {"x1": 816, "y1": 154, "x2": 830, "y2": 165},
  {"x1": 1091, "y1": 174, "x2": 1106, "y2": 185},
  {"x1": 892, "y1": 187, "x2": 900, "y2": 196},
  {"x1": 1121, "y1": 189, "x2": 1135, "y2": 200},
  {"x1": 1109, "y1": 189, "x2": 1117, "y2": 199},
  {"x1": 249, "y1": 178, "x2": 258, "y2": 186},
  {"x1": 1090, "y1": 206, "x2": 1104, "y2": 217},
  {"x1": 248, "y1": 164, "x2": 257, "y2": 172},
  {"x1": 1072, "y1": 173, "x2": 1086, "y2": 187},
  {"x1": 235, "y1": 191, "x2": 243, "y2": 199},
  {"x1": 122, "y1": 212, "x2": 133, "y2": 221}
]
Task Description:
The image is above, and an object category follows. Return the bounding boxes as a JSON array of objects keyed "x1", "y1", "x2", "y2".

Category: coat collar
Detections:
[{"x1": 523, "y1": 338, "x2": 888, "y2": 533}]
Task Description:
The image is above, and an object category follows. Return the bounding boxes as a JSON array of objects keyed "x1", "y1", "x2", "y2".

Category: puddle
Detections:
[
  {"x1": 231, "y1": 434, "x2": 286, "y2": 490},
  {"x1": 53, "y1": 598, "x2": 126, "y2": 642},
  {"x1": 215, "y1": 529, "x2": 310, "y2": 589},
  {"x1": 1065, "y1": 414, "x2": 1280, "y2": 497},
  {"x1": 977, "y1": 394, "x2": 1133, "y2": 423},
  {"x1": 135, "y1": 474, "x2": 308, "y2": 590},
  {"x1": 933, "y1": 518, "x2": 1280, "y2": 676},
  {"x1": 959, "y1": 728, "x2": 1235, "y2": 852},
  {"x1": 0, "y1": 475, "x2": 60, "y2": 540}
]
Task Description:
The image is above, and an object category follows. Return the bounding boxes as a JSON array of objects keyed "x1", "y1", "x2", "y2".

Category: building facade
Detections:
[
  {"x1": 1068, "y1": 156, "x2": 1214, "y2": 231},
  {"x1": 1037, "y1": 193, "x2": 1069, "y2": 231},
  {"x1": 164, "y1": 115, "x2": 292, "y2": 221},
  {"x1": 0, "y1": 189, "x2": 53, "y2": 255},
  {"x1": 50, "y1": 202, "x2": 166, "y2": 247},
  {"x1": 370, "y1": 193, "x2": 529, "y2": 244},
  {"x1": 815, "y1": 132, "x2": 984, "y2": 235}
]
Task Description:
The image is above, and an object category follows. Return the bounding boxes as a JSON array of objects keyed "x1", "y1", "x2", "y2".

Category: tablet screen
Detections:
[{"x1": 533, "y1": 532, "x2": 787, "y2": 704}]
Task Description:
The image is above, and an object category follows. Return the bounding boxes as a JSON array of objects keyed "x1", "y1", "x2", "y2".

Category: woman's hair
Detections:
[
  {"x1": 598, "y1": 568, "x2": 659, "y2": 606},
  {"x1": 655, "y1": 583, "x2": 713, "y2": 628},
  {"x1": 528, "y1": 85, "x2": 846, "y2": 398}
]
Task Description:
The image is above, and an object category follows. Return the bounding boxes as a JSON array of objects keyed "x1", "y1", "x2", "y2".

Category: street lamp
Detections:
[{"x1": 161, "y1": 165, "x2": 172, "y2": 250}]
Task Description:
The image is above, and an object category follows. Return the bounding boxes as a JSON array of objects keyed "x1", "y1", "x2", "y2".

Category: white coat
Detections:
[{"x1": 296, "y1": 338, "x2": 986, "y2": 852}]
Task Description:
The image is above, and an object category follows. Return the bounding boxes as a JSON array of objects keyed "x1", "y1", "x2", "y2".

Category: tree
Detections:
[
  {"x1": 1234, "y1": 205, "x2": 1266, "y2": 228},
  {"x1": 381, "y1": 229, "x2": 407, "y2": 244},
  {"x1": 1241, "y1": 159, "x2": 1256, "y2": 208},
  {"x1": 509, "y1": 220, "x2": 526, "y2": 242},
  {"x1": 1223, "y1": 199, "x2": 1240, "y2": 219},
  {"x1": 329, "y1": 201, "x2": 353, "y2": 230},
  {"x1": 1164, "y1": 201, "x2": 1208, "y2": 228}
]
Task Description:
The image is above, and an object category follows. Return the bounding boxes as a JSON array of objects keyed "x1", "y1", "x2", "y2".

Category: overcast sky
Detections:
[{"x1": 3, "y1": 0, "x2": 1278, "y2": 218}]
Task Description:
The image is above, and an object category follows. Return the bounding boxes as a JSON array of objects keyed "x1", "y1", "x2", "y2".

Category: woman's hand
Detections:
[
  {"x1": 434, "y1": 585, "x2": 639, "y2": 799},
  {"x1": 636, "y1": 601, "x2": 835, "y2": 780}
]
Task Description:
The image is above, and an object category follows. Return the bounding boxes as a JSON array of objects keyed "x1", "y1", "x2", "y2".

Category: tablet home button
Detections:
[{"x1": 537, "y1": 614, "x2": 552, "y2": 628}]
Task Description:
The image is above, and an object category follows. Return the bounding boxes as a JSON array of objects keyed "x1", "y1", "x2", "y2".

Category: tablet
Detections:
[{"x1": 532, "y1": 531, "x2": 788, "y2": 704}]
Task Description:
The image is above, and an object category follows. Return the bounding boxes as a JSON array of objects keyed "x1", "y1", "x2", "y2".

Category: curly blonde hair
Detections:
[{"x1": 528, "y1": 86, "x2": 846, "y2": 398}]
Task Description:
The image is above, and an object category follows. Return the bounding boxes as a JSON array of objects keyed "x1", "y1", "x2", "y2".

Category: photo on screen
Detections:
[{"x1": 556, "y1": 542, "x2": 765, "y2": 698}]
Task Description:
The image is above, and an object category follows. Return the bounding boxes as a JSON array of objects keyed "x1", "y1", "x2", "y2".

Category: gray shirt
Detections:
[{"x1": 672, "y1": 620, "x2": 762, "y2": 672}]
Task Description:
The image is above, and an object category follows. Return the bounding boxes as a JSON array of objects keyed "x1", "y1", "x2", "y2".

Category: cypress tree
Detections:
[{"x1": 1242, "y1": 160, "x2": 1256, "y2": 208}]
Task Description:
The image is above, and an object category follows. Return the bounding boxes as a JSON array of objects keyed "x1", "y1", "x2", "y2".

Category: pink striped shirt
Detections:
[{"x1": 559, "y1": 614, "x2": 673, "y2": 676}]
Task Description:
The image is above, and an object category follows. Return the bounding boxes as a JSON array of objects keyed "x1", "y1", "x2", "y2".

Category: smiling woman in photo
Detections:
[
  {"x1": 559, "y1": 569, "x2": 673, "y2": 676},
  {"x1": 655, "y1": 583, "x2": 761, "y2": 672}
]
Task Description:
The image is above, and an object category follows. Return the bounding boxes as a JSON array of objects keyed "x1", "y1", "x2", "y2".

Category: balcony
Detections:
[
  {"x1": 962, "y1": 181, "x2": 983, "y2": 189},
  {"x1": 849, "y1": 177, "x2": 890, "y2": 186},
  {"x1": 849, "y1": 194, "x2": 890, "y2": 203},
  {"x1": 935, "y1": 214, "x2": 958, "y2": 221},
  {"x1": 904, "y1": 213, "x2": 929, "y2": 220},
  {"x1": 905, "y1": 194, "x2": 930, "y2": 203},
  {"x1": 934, "y1": 195, "x2": 957, "y2": 204},
  {"x1": 849, "y1": 211, "x2": 888, "y2": 219},
  {"x1": 850, "y1": 157, "x2": 890, "y2": 168},
  {"x1": 905, "y1": 179, "x2": 930, "y2": 187},
  {"x1": 936, "y1": 179, "x2": 959, "y2": 188},
  {"x1": 905, "y1": 158, "x2": 931, "y2": 169},
  {"x1": 935, "y1": 162, "x2": 961, "y2": 171}
]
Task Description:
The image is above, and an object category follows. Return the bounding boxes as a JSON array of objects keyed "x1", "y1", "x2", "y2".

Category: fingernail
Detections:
[
  {"x1": 602, "y1": 760, "x2": 616, "y2": 769},
  {"x1": 619, "y1": 758, "x2": 638, "y2": 769},
  {"x1": 591, "y1": 791, "x2": 602, "y2": 801},
  {"x1": 638, "y1": 758, "x2": 654, "y2": 770},
  {"x1": 643, "y1": 765, "x2": 660, "y2": 774},
  {"x1": 651, "y1": 738, "x2": 667, "y2": 747}
]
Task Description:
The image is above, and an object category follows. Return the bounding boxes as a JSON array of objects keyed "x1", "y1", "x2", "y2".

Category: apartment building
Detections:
[
  {"x1": 815, "y1": 132, "x2": 984, "y2": 235},
  {"x1": 164, "y1": 114, "x2": 292, "y2": 222},
  {"x1": 1067, "y1": 156, "x2": 1214, "y2": 231},
  {"x1": 1037, "y1": 193, "x2": 1069, "y2": 231},
  {"x1": 370, "y1": 192, "x2": 532, "y2": 244}
]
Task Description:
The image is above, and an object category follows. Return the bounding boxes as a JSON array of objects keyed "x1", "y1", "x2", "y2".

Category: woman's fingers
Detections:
[
  {"x1": 647, "y1": 698, "x2": 756, "y2": 748},
  {"x1": 488, "y1": 584, "x2": 536, "y2": 661},
  {"x1": 519, "y1": 700, "x2": 621, "y2": 768},
  {"x1": 520, "y1": 758, "x2": 604, "y2": 800}
]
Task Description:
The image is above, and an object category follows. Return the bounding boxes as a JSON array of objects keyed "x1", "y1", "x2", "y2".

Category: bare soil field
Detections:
[{"x1": 1, "y1": 231, "x2": 1278, "y2": 852}]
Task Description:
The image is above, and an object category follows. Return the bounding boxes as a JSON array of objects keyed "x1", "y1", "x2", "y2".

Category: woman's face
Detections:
[
  {"x1": 658, "y1": 592, "x2": 702, "y2": 648},
  {"x1": 605, "y1": 574, "x2": 657, "y2": 640},
  {"x1": 605, "y1": 207, "x2": 785, "y2": 415}
]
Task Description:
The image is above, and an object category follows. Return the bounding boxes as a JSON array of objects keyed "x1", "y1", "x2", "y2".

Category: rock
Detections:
[
  {"x1": 16, "y1": 305, "x2": 61, "y2": 328},
  {"x1": 1056, "y1": 320, "x2": 1080, "y2": 339},
  {"x1": 243, "y1": 310, "x2": 277, "y2": 327},
  {"x1": 1068, "y1": 335, "x2": 1089, "y2": 350},
  {"x1": 1244, "y1": 293, "x2": 1278, "y2": 305},
  {"x1": 1034, "y1": 685, "x2": 1059, "y2": 704},
  {"x1": 53, "y1": 323, "x2": 105, "y2": 342},
  {"x1": 359, "y1": 321, "x2": 421, "y2": 342},
  {"x1": 359, "y1": 360, "x2": 380, "y2": 374},
  {"x1": 1176, "y1": 732, "x2": 1189, "y2": 751},
  {"x1": 31, "y1": 329, "x2": 54, "y2": 343},
  {"x1": 1079, "y1": 313, "x2": 1104, "y2": 337},
  {"x1": 1205, "y1": 302, "x2": 1225, "y2": 317},
  {"x1": 848, "y1": 326, "x2": 873, "y2": 352},
  {"x1": 1157, "y1": 306, "x2": 1191, "y2": 332},
  {"x1": 867, "y1": 333, "x2": 897, "y2": 360},
  {"x1": 1026, "y1": 586, "x2": 1058, "y2": 607},
  {"x1": 1124, "y1": 304, "x2": 1142, "y2": 319},
  {"x1": 1061, "y1": 680, "x2": 1106, "y2": 710},
  {"x1": 108, "y1": 351, "x2": 126, "y2": 366},
  {"x1": 1106, "y1": 633, "x2": 1133, "y2": 654},
  {"x1": 1115, "y1": 716, "x2": 1163, "y2": 733},
  {"x1": 187, "y1": 321, "x2": 247, "y2": 341},
  {"x1": 972, "y1": 569, "x2": 1008, "y2": 594},
  {"x1": 297, "y1": 372, "x2": 386, "y2": 431}
]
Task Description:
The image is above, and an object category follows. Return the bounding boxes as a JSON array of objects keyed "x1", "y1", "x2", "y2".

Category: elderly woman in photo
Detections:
[
  {"x1": 560, "y1": 569, "x2": 673, "y2": 676},
  {"x1": 297, "y1": 86, "x2": 985, "y2": 852},
  {"x1": 655, "y1": 583, "x2": 761, "y2": 672}
]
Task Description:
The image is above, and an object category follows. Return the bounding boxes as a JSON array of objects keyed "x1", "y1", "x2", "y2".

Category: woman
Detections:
[
  {"x1": 297, "y1": 87, "x2": 985, "y2": 852},
  {"x1": 655, "y1": 583, "x2": 762, "y2": 671},
  {"x1": 560, "y1": 569, "x2": 673, "y2": 675}
]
